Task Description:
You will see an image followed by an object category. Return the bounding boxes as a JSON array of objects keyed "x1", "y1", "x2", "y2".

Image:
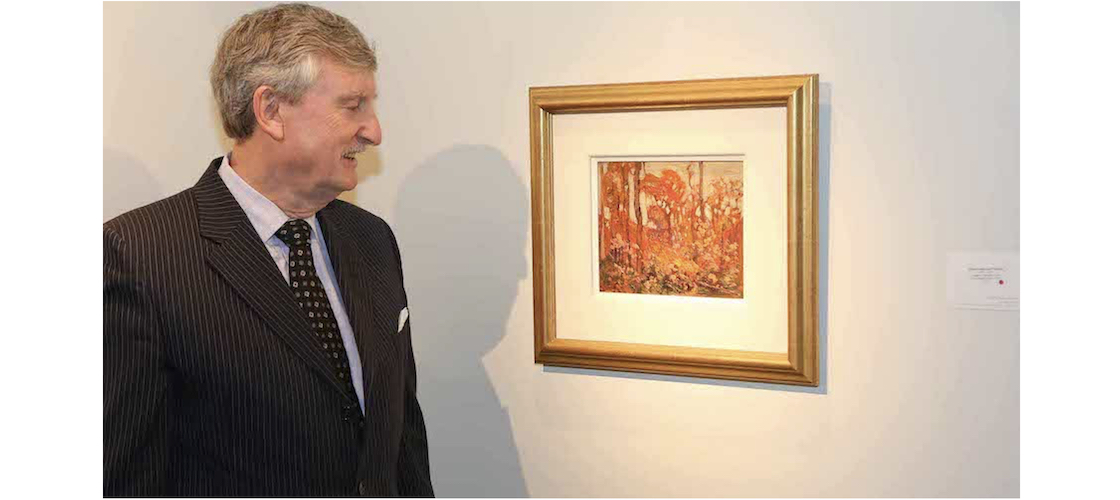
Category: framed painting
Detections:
[{"x1": 529, "y1": 75, "x2": 819, "y2": 385}]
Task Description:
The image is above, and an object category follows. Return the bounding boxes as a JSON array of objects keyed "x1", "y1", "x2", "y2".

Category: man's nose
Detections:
[{"x1": 359, "y1": 113, "x2": 382, "y2": 146}]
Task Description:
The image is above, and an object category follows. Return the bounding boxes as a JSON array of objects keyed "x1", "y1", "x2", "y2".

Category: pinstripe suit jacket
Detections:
[{"x1": 104, "y1": 158, "x2": 433, "y2": 497}]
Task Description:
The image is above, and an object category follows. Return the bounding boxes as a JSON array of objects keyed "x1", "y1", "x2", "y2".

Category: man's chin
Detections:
[
  {"x1": 334, "y1": 175, "x2": 359, "y2": 194},
  {"x1": 339, "y1": 160, "x2": 359, "y2": 189}
]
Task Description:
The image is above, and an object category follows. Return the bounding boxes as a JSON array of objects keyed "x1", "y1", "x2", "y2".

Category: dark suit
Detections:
[{"x1": 104, "y1": 158, "x2": 433, "y2": 496}]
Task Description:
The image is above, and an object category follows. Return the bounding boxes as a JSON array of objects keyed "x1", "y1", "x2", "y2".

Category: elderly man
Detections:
[{"x1": 103, "y1": 4, "x2": 433, "y2": 496}]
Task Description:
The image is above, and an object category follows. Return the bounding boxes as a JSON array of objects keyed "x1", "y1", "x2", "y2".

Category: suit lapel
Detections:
[
  {"x1": 317, "y1": 202, "x2": 397, "y2": 404},
  {"x1": 194, "y1": 159, "x2": 357, "y2": 402}
]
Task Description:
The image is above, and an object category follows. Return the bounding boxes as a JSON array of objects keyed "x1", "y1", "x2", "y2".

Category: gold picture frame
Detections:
[{"x1": 529, "y1": 74, "x2": 819, "y2": 385}]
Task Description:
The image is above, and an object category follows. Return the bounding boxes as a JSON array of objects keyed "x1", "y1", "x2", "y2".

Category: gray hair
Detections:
[{"x1": 210, "y1": 3, "x2": 377, "y2": 141}]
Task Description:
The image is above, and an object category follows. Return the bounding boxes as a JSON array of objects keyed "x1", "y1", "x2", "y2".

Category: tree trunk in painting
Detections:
[
  {"x1": 621, "y1": 163, "x2": 631, "y2": 269},
  {"x1": 715, "y1": 201, "x2": 724, "y2": 272},
  {"x1": 666, "y1": 199, "x2": 673, "y2": 242},
  {"x1": 680, "y1": 163, "x2": 689, "y2": 252},
  {"x1": 699, "y1": 161, "x2": 705, "y2": 223},
  {"x1": 618, "y1": 168, "x2": 627, "y2": 261},
  {"x1": 691, "y1": 162, "x2": 704, "y2": 260},
  {"x1": 634, "y1": 163, "x2": 644, "y2": 273}
]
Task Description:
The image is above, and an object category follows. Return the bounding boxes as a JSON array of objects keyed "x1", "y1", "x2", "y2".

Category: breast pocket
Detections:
[{"x1": 396, "y1": 306, "x2": 409, "y2": 334}]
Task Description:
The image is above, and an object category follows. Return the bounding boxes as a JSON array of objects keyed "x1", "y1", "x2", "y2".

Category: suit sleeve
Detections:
[
  {"x1": 388, "y1": 227, "x2": 435, "y2": 497},
  {"x1": 104, "y1": 225, "x2": 169, "y2": 496}
]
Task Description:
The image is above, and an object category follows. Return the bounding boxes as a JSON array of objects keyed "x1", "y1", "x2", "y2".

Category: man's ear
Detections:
[{"x1": 252, "y1": 85, "x2": 285, "y2": 141}]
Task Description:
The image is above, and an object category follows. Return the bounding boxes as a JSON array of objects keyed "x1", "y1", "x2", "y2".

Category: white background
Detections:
[{"x1": 94, "y1": 1, "x2": 1027, "y2": 497}]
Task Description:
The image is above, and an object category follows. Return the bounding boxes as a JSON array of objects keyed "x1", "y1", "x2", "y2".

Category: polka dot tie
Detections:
[{"x1": 275, "y1": 219, "x2": 357, "y2": 400}]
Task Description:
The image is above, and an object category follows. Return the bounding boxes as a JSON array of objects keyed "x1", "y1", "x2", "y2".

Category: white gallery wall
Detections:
[{"x1": 104, "y1": 2, "x2": 1019, "y2": 497}]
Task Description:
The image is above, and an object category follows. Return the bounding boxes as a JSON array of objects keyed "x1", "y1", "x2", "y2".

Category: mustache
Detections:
[{"x1": 343, "y1": 146, "x2": 366, "y2": 156}]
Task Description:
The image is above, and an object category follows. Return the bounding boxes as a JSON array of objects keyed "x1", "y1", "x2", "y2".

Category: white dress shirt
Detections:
[{"x1": 217, "y1": 154, "x2": 366, "y2": 414}]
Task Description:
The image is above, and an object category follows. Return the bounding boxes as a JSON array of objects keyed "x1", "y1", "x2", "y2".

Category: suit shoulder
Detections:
[
  {"x1": 104, "y1": 188, "x2": 197, "y2": 243},
  {"x1": 327, "y1": 198, "x2": 394, "y2": 235}
]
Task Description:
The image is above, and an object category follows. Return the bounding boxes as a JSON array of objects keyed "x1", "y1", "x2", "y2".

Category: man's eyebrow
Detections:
[{"x1": 336, "y1": 92, "x2": 366, "y2": 103}]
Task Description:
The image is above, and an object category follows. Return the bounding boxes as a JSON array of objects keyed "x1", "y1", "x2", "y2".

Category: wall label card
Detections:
[{"x1": 947, "y1": 251, "x2": 1019, "y2": 311}]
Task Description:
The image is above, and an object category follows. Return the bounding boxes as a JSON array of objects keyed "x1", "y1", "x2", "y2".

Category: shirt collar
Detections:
[{"x1": 216, "y1": 153, "x2": 321, "y2": 244}]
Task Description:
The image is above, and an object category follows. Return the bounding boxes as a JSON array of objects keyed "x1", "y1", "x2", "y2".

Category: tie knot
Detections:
[{"x1": 275, "y1": 219, "x2": 312, "y2": 247}]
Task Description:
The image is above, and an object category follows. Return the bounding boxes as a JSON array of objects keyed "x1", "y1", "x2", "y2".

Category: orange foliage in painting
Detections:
[{"x1": 599, "y1": 161, "x2": 744, "y2": 298}]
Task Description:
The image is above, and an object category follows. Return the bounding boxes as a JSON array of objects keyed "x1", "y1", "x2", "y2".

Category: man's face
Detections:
[{"x1": 280, "y1": 58, "x2": 381, "y2": 197}]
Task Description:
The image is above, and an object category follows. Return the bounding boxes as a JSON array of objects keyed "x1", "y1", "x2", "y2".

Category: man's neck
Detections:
[{"x1": 230, "y1": 143, "x2": 332, "y2": 220}]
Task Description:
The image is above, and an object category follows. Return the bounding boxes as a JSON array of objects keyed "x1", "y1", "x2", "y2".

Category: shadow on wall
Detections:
[
  {"x1": 104, "y1": 148, "x2": 165, "y2": 222},
  {"x1": 817, "y1": 81, "x2": 832, "y2": 395},
  {"x1": 395, "y1": 145, "x2": 529, "y2": 497}
]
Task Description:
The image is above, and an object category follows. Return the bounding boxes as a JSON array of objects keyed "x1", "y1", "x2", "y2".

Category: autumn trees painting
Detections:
[{"x1": 598, "y1": 160, "x2": 744, "y2": 298}]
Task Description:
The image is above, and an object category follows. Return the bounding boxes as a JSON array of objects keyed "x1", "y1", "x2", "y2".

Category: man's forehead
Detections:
[
  {"x1": 315, "y1": 59, "x2": 377, "y2": 95},
  {"x1": 318, "y1": 79, "x2": 377, "y2": 104}
]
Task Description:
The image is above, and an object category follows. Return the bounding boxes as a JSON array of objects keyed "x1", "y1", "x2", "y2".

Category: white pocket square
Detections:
[{"x1": 398, "y1": 307, "x2": 409, "y2": 333}]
